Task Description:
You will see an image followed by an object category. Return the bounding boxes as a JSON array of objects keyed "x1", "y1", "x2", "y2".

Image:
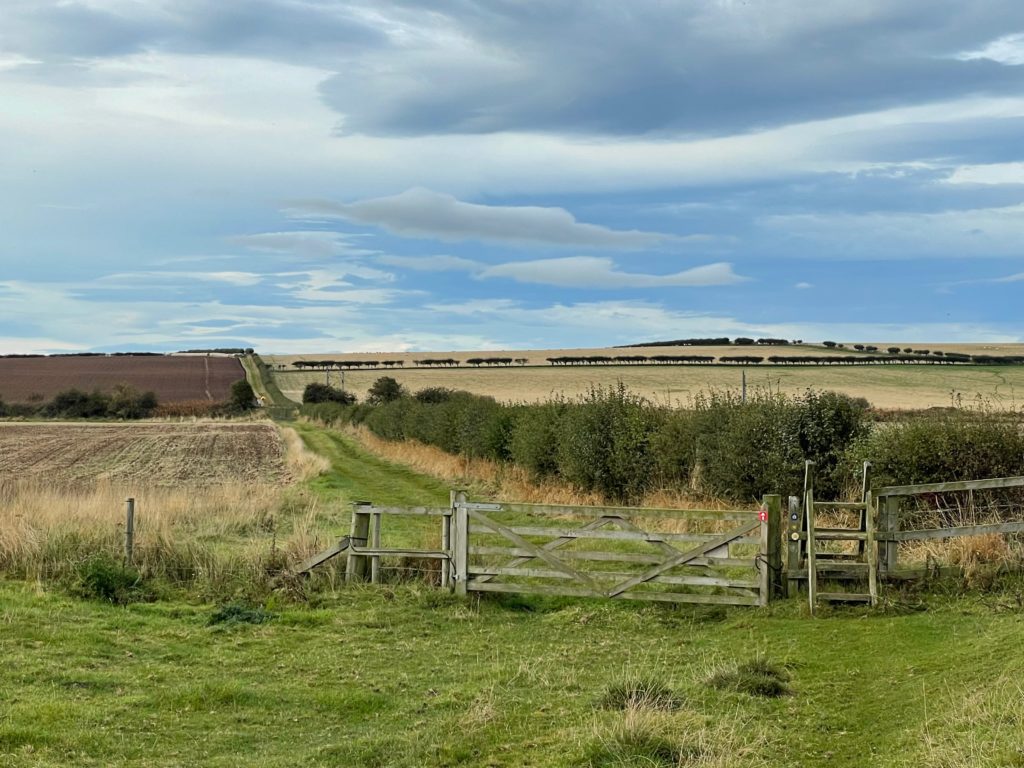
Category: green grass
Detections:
[
  {"x1": 3, "y1": 582, "x2": 1024, "y2": 766},
  {"x1": 6, "y1": 420, "x2": 1024, "y2": 766}
]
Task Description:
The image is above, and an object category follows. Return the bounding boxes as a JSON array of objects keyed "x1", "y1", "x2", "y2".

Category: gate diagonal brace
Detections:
[
  {"x1": 606, "y1": 521, "x2": 759, "y2": 598},
  {"x1": 473, "y1": 515, "x2": 619, "y2": 585},
  {"x1": 611, "y1": 517, "x2": 718, "y2": 577},
  {"x1": 466, "y1": 509, "x2": 603, "y2": 595}
]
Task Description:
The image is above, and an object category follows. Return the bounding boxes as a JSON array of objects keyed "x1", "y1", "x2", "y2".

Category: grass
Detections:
[{"x1": 3, "y1": 582, "x2": 1024, "y2": 766}]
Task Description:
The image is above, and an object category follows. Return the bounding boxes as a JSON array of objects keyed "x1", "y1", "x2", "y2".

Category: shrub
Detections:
[
  {"x1": 72, "y1": 554, "x2": 148, "y2": 605},
  {"x1": 508, "y1": 400, "x2": 566, "y2": 479},
  {"x1": 44, "y1": 388, "x2": 110, "y2": 418},
  {"x1": 302, "y1": 382, "x2": 356, "y2": 405},
  {"x1": 413, "y1": 387, "x2": 455, "y2": 404},
  {"x1": 366, "y1": 376, "x2": 407, "y2": 405},
  {"x1": 228, "y1": 379, "x2": 256, "y2": 412},
  {"x1": 108, "y1": 383, "x2": 158, "y2": 419}
]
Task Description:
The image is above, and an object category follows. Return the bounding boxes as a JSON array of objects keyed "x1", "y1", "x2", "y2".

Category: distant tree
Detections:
[
  {"x1": 887, "y1": 347, "x2": 901, "y2": 354},
  {"x1": 302, "y1": 382, "x2": 356, "y2": 405},
  {"x1": 414, "y1": 387, "x2": 455, "y2": 404},
  {"x1": 228, "y1": 380, "x2": 256, "y2": 412},
  {"x1": 367, "y1": 376, "x2": 407, "y2": 404},
  {"x1": 109, "y1": 383, "x2": 158, "y2": 419},
  {"x1": 822, "y1": 341, "x2": 837, "y2": 348}
]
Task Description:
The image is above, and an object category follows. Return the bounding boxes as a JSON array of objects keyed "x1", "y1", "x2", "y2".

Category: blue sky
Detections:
[{"x1": 1, "y1": 0, "x2": 1022, "y2": 354}]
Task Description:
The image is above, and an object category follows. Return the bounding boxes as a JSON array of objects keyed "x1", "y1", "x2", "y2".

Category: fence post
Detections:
[
  {"x1": 369, "y1": 510, "x2": 382, "y2": 584},
  {"x1": 879, "y1": 495, "x2": 900, "y2": 576},
  {"x1": 760, "y1": 494, "x2": 782, "y2": 602},
  {"x1": 453, "y1": 491, "x2": 468, "y2": 597},
  {"x1": 786, "y1": 495, "x2": 801, "y2": 598},
  {"x1": 346, "y1": 501, "x2": 371, "y2": 584},
  {"x1": 804, "y1": 461, "x2": 817, "y2": 614},
  {"x1": 124, "y1": 497, "x2": 135, "y2": 566},
  {"x1": 441, "y1": 490, "x2": 455, "y2": 590}
]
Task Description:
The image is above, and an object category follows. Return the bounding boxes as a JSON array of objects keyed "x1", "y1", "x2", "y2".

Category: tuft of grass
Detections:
[
  {"x1": 582, "y1": 708, "x2": 700, "y2": 767},
  {"x1": 708, "y1": 657, "x2": 791, "y2": 698},
  {"x1": 71, "y1": 553, "x2": 150, "y2": 605},
  {"x1": 207, "y1": 603, "x2": 276, "y2": 626},
  {"x1": 600, "y1": 674, "x2": 682, "y2": 711}
]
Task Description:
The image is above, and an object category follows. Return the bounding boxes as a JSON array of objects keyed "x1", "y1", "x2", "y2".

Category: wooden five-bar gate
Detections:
[{"x1": 300, "y1": 492, "x2": 784, "y2": 607}]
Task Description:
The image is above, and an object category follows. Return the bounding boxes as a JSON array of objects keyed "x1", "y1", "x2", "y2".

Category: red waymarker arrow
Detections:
[{"x1": 758, "y1": 508, "x2": 768, "y2": 522}]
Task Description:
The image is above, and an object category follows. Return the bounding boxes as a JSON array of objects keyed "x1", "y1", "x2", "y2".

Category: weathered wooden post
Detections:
[
  {"x1": 453, "y1": 491, "x2": 468, "y2": 597},
  {"x1": 760, "y1": 494, "x2": 782, "y2": 603},
  {"x1": 346, "y1": 501, "x2": 372, "y2": 584},
  {"x1": 786, "y1": 495, "x2": 801, "y2": 598},
  {"x1": 369, "y1": 509, "x2": 382, "y2": 584},
  {"x1": 441, "y1": 490, "x2": 455, "y2": 590},
  {"x1": 804, "y1": 461, "x2": 818, "y2": 614},
  {"x1": 124, "y1": 497, "x2": 135, "y2": 566},
  {"x1": 879, "y1": 495, "x2": 900, "y2": 576}
]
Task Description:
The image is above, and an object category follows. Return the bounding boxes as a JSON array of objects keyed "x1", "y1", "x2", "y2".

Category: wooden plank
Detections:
[
  {"x1": 349, "y1": 548, "x2": 449, "y2": 558},
  {"x1": 468, "y1": 546, "x2": 756, "y2": 567},
  {"x1": 464, "y1": 501, "x2": 758, "y2": 521},
  {"x1": 876, "y1": 520, "x2": 1024, "y2": 542},
  {"x1": 369, "y1": 512, "x2": 381, "y2": 584},
  {"x1": 786, "y1": 495, "x2": 801, "y2": 598},
  {"x1": 816, "y1": 592, "x2": 872, "y2": 603},
  {"x1": 605, "y1": 521, "x2": 760, "y2": 598},
  {"x1": 295, "y1": 536, "x2": 350, "y2": 575},
  {"x1": 466, "y1": 566, "x2": 758, "y2": 589},
  {"x1": 469, "y1": 525, "x2": 759, "y2": 545},
  {"x1": 866, "y1": 489, "x2": 878, "y2": 607},
  {"x1": 467, "y1": 510, "x2": 603, "y2": 595},
  {"x1": 764, "y1": 494, "x2": 783, "y2": 601},
  {"x1": 472, "y1": 515, "x2": 613, "y2": 585},
  {"x1": 875, "y1": 475, "x2": 1024, "y2": 497},
  {"x1": 366, "y1": 506, "x2": 452, "y2": 517},
  {"x1": 467, "y1": 581, "x2": 760, "y2": 606},
  {"x1": 441, "y1": 491, "x2": 454, "y2": 589}
]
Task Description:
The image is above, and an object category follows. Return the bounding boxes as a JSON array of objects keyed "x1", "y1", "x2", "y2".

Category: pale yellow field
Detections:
[{"x1": 270, "y1": 360, "x2": 1024, "y2": 410}]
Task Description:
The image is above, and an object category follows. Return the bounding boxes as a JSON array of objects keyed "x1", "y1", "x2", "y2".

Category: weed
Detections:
[
  {"x1": 207, "y1": 603, "x2": 276, "y2": 626},
  {"x1": 599, "y1": 675, "x2": 682, "y2": 711},
  {"x1": 71, "y1": 554, "x2": 149, "y2": 605}
]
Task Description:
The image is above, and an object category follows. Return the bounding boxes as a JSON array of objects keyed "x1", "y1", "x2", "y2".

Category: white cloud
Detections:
[
  {"x1": 96, "y1": 270, "x2": 264, "y2": 287},
  {"x1": 228, "y1": 231, "x2": 377, "y2": 258},
  {"x1": 994, "y1": 272, "x2": 1024, "y2": 283},
  {"x1": 795, "y1": 282, "x2": 813, "y2": 289},
  {"x1": 286, "y1": 188, "x2": 676, "y2": 248},
  {"x1": 945, "y1": 162, "x2": 1024, "y2": 185},
  {"x1": 377, "y1": 254, "x2": 482, "y2": 272},
  {"x1": 478, "y1": 257, "x2": 748, "y2": 288},
  {"x1": 956, "y1": 33, "x2": 1024, "y2": 66}
]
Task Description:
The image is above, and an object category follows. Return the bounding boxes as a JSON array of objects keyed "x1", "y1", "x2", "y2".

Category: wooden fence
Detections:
[{"x1": 325, "y1": 492, "x2": 784, "y2": 607}]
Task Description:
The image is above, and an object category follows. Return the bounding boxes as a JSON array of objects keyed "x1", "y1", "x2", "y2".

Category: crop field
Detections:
[
  {"x1": 0, "y1": 422, "x2": 288, "y2": 486},
  {"x1": 269, "y1": 360, "x2": 1024, "y2": 410},
  {"x1": 0, "y1": 355, "x2": 244, "y2": 404}
]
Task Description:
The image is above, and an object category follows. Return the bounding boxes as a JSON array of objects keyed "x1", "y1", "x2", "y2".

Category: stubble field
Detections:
[{"x1": 0, "y1": 422, "x2": 288, "y2": 486}]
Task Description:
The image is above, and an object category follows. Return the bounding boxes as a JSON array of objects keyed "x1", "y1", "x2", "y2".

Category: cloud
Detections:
[
  {"x1": 945, "y1": 163, "x2": 1024, "y2": 185},
  {"x1": 377, "y1": 254, "x2": 483, "y2": 272},
  {"x1": 478, "y1": 257, "x2": 748, "y2": 289},
  {"x1": 228, "y1": 231, "x2": 376, "y2": 258},
  {"x1": 956, "y1": 32, "x2": 1024, "y2": 66},
  {"x1": 96, "y1": 270, "x2": 264, "y2": 287},
  {"x1": 286, "y1": 188, "x2": 675, "y2": 248},
  {"x1": 995, "y1": 272, "x2": 1024, "y2": 282},
  {"x1": 795, "y1": 282, "x2": 814, "y2": 289}
]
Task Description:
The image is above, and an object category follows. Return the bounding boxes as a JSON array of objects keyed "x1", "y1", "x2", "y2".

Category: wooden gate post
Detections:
[
  {"x1": 453, "y1": 491, "x2": 468, "y2": 596},
  {"x1": 124, "y1": 497, "x2": 135, "y2": 566},
  {"x1": 786, "y1": 495, "x2": 801, "y2": 598},
  {"x1": 441, "y1": 490, "x2": 455, "y2": 590},
  {"x1": 760, "y1": 494, "x2": 783, "y2": 603},
  {"x1": 879, "y1": 495, "x2": 900, "y2": 576},
  {"x1": 346, "y1": 501, "x2": 372, "y2": 584}
]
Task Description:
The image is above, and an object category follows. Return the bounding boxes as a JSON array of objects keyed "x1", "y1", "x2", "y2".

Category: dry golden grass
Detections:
[{"x1": 280, "y1": 425, "x2": 330, "y2": 481}]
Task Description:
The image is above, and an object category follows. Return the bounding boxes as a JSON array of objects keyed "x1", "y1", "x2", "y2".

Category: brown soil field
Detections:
[
  {"x1": 0, "y1": 355, "x2": 244, "y2": 404},
  {"x1": 0, "y1": 422, "x2": 287, "y2": 486}
]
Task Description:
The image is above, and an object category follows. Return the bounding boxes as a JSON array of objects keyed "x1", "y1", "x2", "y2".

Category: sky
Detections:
[{"x1": 1, "y1": 0, "x2": 1022, "y2": 354}]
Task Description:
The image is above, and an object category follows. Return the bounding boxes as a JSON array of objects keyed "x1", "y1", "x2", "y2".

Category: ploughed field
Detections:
[
  {"x1": 0, "y1": 422, "x2": 287, "y2": 486},
  {"x1": 0, "y1": 355, "x2": 244, "y2": 404}
]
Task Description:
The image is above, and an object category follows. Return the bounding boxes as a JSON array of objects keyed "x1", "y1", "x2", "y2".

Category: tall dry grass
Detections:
[{"x1": 0, "y1": 424, "x2": 330, "y2": 593}]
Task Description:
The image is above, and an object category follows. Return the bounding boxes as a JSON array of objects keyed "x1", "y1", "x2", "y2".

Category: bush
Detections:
[
  {"x1": 108, "y1": 383, "x2": 158, "y2": 419},
  {"x1": 44, "y1": 388, "x2": 110, "y2": 418},
  {"x1": 72, "y1": 554, "x2": 148, "y2": 605},
  {"x1": 508, "y1": 400, "x2": 566, "y2": 479},
  {"x1": 302, "y1": 382, "x2": 356, "y2": 405},
  {"x1": 228, "y1": 379, "x2": 256, "y2": 412},
  {"x1": 366, "y1": 376, "x2": 406, "y2": 405}
]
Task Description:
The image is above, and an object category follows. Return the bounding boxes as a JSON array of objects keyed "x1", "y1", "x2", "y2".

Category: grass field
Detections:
[
  {"x1": 270, "y1": 362, "x2": 1024, "y2": 410},
  {"x1": 3, "y1": 420, "x2": 1024, "y2": 766}
]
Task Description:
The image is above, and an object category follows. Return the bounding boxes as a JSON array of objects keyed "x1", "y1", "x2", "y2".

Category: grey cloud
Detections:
[
  {"x1": 288, "y1": 188, "x2": 673, "y2": 248},
  {"x1": 377, "y1": 254, "x2": 483, "y2": 272},
  {"x1": 478, "y1": 257, "x2": 748, "y2": 289},
  {"x1": 228, "y1": 231, "x2": 376, "y2": 259},
  {"x1": 318, "y1": 1, "x2": 1024, "y2": 136}
]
